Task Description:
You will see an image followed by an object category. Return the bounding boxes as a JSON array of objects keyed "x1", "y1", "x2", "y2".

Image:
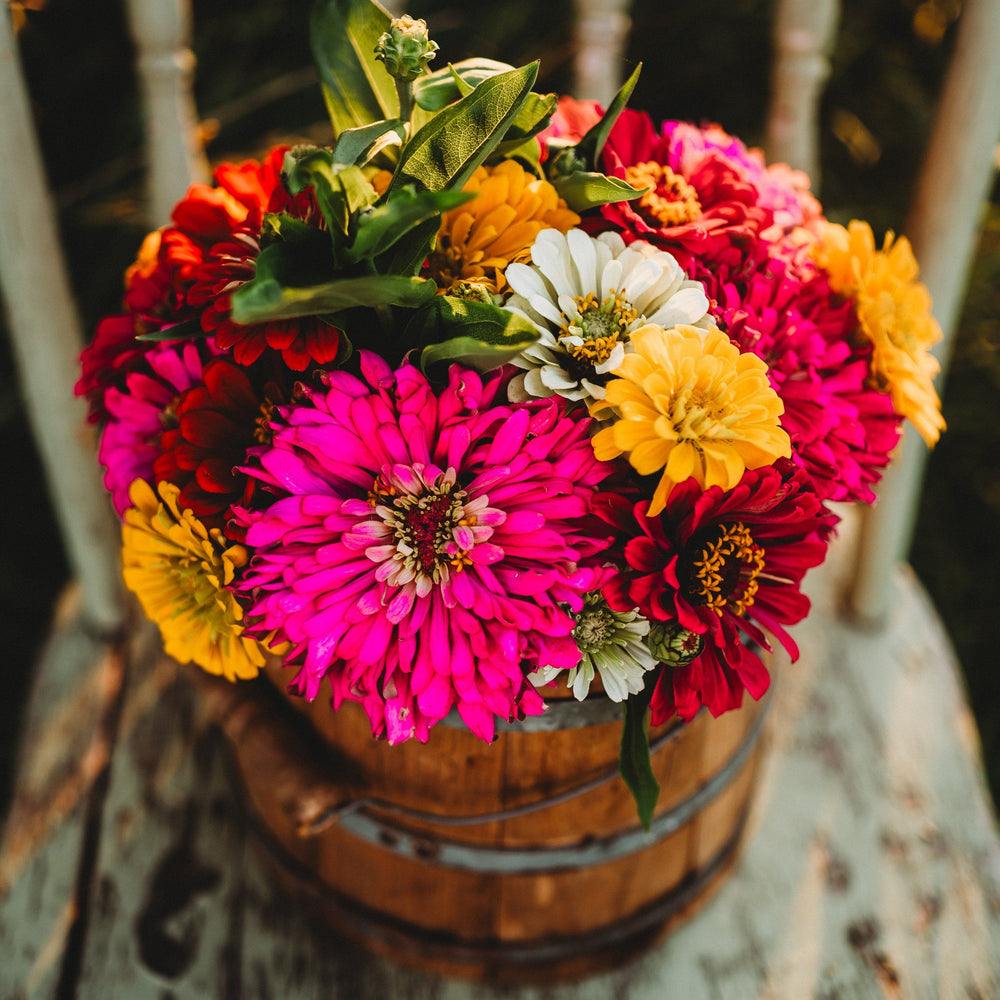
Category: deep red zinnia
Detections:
[
  {"x1": 153, "y1": 357, "x2": 288, "y2": 539},
  {"x1": 596, "y1": 460, "x2": 832, "y2": 723}
]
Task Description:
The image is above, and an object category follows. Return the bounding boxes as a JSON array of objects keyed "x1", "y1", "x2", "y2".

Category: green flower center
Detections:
[
  {"x1": 573, "y1": 605, "x2": 620, "y2": 653},
  {"x1": 559, "y1": 290, "x2": 638, "y2": 367}
]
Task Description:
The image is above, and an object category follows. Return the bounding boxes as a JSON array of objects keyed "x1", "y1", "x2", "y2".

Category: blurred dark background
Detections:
[{"x1": 2, "y1": 0, "x2": 997, "y2": 817}]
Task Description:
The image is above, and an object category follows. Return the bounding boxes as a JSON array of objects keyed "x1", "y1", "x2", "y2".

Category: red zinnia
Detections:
[
  {"x1": 593, "y1": 109, "x2": 772, "y2": 269},
  {"x1": 187, "y1": 228, "x2": 341, "y2": 371},
  {"x1": 597, "y1": 460, "x2": 832, "y2": 723},
  {"x1": 154, "y1": 357, "x2": 288, "y2": 538}
]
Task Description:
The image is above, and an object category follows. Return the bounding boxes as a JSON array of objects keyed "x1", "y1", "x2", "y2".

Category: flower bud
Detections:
[
  {"x1": 375, "y1": 15, "x2": 439, "y2": 81},
  {"x1": 647, "y1": 621, "x2": 703, "y2": 667}
]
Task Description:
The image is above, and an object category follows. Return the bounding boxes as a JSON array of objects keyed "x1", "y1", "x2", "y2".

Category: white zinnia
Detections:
[
  {"x1": 503, "y1": 228, "x2": 711, "y2": 403},
  {"x1": 530, "y1": 593, "x2": 658, "y2": 703}
]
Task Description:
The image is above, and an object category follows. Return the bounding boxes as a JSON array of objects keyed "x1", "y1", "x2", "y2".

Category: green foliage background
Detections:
[{"x1": 1, "y1": 0, "x2": 997, "y2": 813}]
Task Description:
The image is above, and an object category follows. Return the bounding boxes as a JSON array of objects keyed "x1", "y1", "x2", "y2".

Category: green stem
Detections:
[{"x1": 395, "y1": 76, "x2": 414, "y2": 124}]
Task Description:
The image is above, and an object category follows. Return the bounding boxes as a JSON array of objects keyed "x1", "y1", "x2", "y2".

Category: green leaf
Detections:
[
  {"x1": 574, "y1": 62, "x2": 642, "y2": 167},
  {"x1": 412, "y1": 58, "x2": 514, "y2": 111},
  {"x1": 310, "y1": 0, "x2": 397, "y2": 137},
  {"x1": 490, "y1": 135, "x2": 543, "y2": 173},
  {"x1": 347, "y1": 187, "x2": 475, "y2": 263},
  {"x1": 230, "y1": 242, "x2": 437, "y2": 324},
  {"x1": 449, "y1": 64, "x2": 475, "y2": 99},
  {"x1": 552, "y1": 171, "x2": 648, "y2": 213},
  {"x1": 390, "y1": 62, "x2": 539, "y2": 194},
  {"x1": 332, "y1": 118, "x2": 406, "y2": 167},
  {"x1": 283, "y1": 150, "x2": 378, "y2": 262},
  {"x1": 411, "y1": 296, "x2": 539, "y2": 372},
  {"x1": 135, "y1": 318, "x2": 207, "y2": 342},
  {"x1": 374, "y1": 216, "x2": 442, "y2": 278},
  {"x1": 619, "y1": 674, "x2": 660, "y2": 831},
  {"x1": 260, "y1": 212, "x2": 327, "y2": 249},
  {"x1": 487, "y1": 91, "x2": 556, "y2": 167},
  {"x1": 505, "y1": 91, "x2": 557, "y2": 142}
]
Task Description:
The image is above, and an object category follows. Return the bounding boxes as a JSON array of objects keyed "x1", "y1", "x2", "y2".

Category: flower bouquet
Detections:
[{"x1": 77, "y1": 0, "x2": 944, "y2": 974}]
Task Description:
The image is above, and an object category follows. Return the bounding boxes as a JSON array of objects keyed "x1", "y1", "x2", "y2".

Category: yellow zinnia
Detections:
[
  {"x1": 425, "y1": 159, "x2": 580, "y2": 293},
  {"x1": 812, "y1": 219, "x2": 945, "y2": 446},
  {"x1": 591, "y1": 324, "x2": 791, "y2": 516},
  {"x1": 121, "y1": 479, "x2": 268, "y2": 681}
]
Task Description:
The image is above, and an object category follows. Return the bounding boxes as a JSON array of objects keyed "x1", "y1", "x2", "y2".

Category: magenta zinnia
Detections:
[
  {"x1": 233, "y1": 354, "x2": 616, "y2": 744},
  {"x1": 690, "y1": 246, "x2": 903, "y2": 505},
  {"x1": 596, "y1": 460, "x2": 831, "y2": 723},
  {"x1": 98, "y1": 340, "x2": 219, "y2": 516}
]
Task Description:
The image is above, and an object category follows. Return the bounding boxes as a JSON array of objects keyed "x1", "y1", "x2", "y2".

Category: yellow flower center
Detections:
[
  {"x1": 687, "y1": 522, "x2": 766, "y2": 617},
  {"x1": 559, "y1": 290, "x2": 638, "y2": 366},
  {"x1": 254, "y1": 397, "x2": 278, "y2": 445},
  {"x1": 626, "y1": 162, "x2": 703, "y2": 227}
]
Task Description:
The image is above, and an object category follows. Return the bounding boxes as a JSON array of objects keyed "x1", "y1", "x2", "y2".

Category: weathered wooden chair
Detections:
[{"x1": 2, "y1": 1, "x2": 1000, "y2": 996}]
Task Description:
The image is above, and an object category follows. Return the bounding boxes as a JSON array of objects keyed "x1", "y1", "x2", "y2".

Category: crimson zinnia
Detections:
[{"x1": 596, "y1": 460, "x2": 831, "y2": 723}]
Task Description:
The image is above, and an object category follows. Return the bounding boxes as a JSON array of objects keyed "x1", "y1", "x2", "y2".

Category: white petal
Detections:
[
  {"x1": 531, "y1": 235, "x2": 575, "y2": 295},
  {"x1": 522, "y1": 367, "x2": 555, "y2": 398},
  {"x1": 597, "y1": 231, "x2": 626, "y2": 256},
  {"x1": 567, "y1": 228, "x2": 597, "y2": 291},
  {"x1": 646, "y1": 286, "x2": 710, "y2": 327},
  {"x1": 539, "y1": 364, "x2": 581, "y2": 391},
  {"x1": 599, "y1": 258, "x2": 624, "y2": 299},
  {"x1": 594, "y1": 342, "x2": 625, "y2": 375}
]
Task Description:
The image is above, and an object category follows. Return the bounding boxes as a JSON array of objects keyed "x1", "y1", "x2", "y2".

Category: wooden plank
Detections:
[{"x1": 0, "y1": 587, "x2": 127, "y2": 1000}]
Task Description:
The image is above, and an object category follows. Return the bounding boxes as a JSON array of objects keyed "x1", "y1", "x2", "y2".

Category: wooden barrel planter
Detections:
[{"x1": 210, "y1": 659, "x2": 772, "y2": 983}]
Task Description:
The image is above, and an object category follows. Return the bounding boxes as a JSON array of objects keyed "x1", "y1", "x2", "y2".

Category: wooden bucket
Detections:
[{"x1": 213, "y1": 660, "x2": 771, "y2": 983}]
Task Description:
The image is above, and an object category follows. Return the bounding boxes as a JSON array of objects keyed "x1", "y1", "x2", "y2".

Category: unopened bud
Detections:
[
  {"x1": 375, "y1": 16, "x2": 439, "y2": 81},
  {"x1": 647, "y1": 621, "x2": 704, "y2": 667}
]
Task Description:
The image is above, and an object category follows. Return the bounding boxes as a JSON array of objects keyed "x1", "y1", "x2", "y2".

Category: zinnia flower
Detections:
[
  {"x1": 154, "y1": 357, "x2": 289, "y2": 538},
  {"x1": 121, "y1": 479, "x2": 267, "y2": 681},
  {"x1": 690, "y1": 245, "x2": 902, "y2": 505},
  {"x1": 423, "y1": 159, "x2": 580, "y2": 294},
  {"x1": 530, "y1": 590, "x2": 657, "y2": 701},
  {"x1": 98, "y1": 340, "x2": 219, "y2": 516},
  {"x1": 594, "y1": 110, "x2": 772, "y2": 268},
  {"x1": 76, "y1": 314, "x2": 157, "y2": 424},
  {"x1": 187, "y1": 228, "x2": 341, "y2": 370},
  {"x1": 595, "y1": 460, "x2": 830, "y2": 722},
  {"x1": 123, "y1": 146, "x2": 338, "y2": 371},
  {"x1": 503, "y1": 228, "x2": 711, "y2": 402},
  {"x1": 662, "y1": 121, "x2": 824, "y2": 241},
  {"x1": 591, "y1": 324, "x2": 791, "y2": 516},
  {"x1": 811, "y1": 220, "x2": 945, "y2": 446},
  {"x1": 233, "y1": 354, "x2": 616, "y2": 744}
]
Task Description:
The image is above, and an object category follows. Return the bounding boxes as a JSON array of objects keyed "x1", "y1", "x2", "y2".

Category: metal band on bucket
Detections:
[{"x1": 310, "y1": 689, "x2": 770, "y2": 874}]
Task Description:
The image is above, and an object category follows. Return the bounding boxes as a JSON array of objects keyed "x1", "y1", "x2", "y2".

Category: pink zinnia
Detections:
[
  {"x1": 690, "y1": 247, "x2": 902, "y2": 505},
  {"x1": 596, "y1": 460, "x2": 831, "y2": 723},
  {"x1": 662, "y1": 121, "x2": 824, "y2": 241},
  {"x1": 233, "y1": 354, "x2": 616, "y2": 744},
  {"x1": 98, "y1": 340, "x2": 218, "y2": 516},
  {"x1": 593, "y1": 109, "x2": 772, "y2": 268}
]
